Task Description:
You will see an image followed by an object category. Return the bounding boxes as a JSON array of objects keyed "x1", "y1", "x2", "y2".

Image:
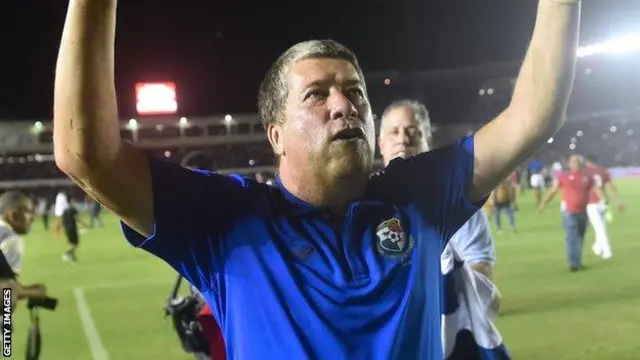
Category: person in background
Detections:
[
  {"x1": 36, "y1": 197, "x2": 50, "y2": 231},
  {"x1": 378, "y1": 100, "x2": 499, "y2": 281},
  {"x1": 0, "y1": 191, "x2": 48, "y2": 305},
  {"x1": 254, "y1": 172, "x2": 266, "y2": 184},
  {"x1": 53, "y1": 190, "x2": 70, "y2": 236},
  {"x1": 529, "y1": 158, "x2": 546, "y2": 206},
  {"x1": 509, "y1": 171, "x2": 520, "y2": 211},
  {"x1": 54, "y1": 190, "x2": 69, "y2": 218},
  {"x1": 378, "y1": 99, "x2": 504, "y2": 355},
  {"x1": 552, "y1": 160, "x2": 564, "y2": 179},
  {"x1": 582, "y1": 154, "x2": 625, "y2": 260},
  {"x1": 492, "y1": 175, "x2": 517, "y2": 235},
  {"x1": 539, "y1": 155, "x2": 603, "y2": 272},
  {"x1": 58, "y1": 201, "x2": 87, "y2": 263},
  {"x1": 86, "y1": 194, "x2": 104, "y2": 228}
]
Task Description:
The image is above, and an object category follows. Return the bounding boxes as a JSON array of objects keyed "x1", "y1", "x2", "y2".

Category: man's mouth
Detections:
[{"x1": 332, "y1": 128, "x2": 365, "y2": 141}]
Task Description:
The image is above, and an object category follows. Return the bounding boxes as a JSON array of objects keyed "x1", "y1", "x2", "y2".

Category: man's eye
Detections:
[
  {"x1": 348, "y1": 88, "x2": 364, "y2": 98},
  {"x1": 304, "y1": 90, "x2": 325, "y2": 101}
]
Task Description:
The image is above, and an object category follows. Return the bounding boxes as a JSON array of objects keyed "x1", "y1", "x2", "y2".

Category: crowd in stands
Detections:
[{"x1": 1, "y1": 53, "x2": 638, "y2": 205}]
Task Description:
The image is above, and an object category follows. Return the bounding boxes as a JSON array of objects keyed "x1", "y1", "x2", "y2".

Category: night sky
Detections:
[{"x1": 1, "y1": 0, "x2": 638, "y2": 120}]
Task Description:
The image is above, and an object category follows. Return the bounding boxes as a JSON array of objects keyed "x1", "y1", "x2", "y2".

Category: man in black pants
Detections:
[{"x1": 60, "y1": 203, "x2": 84, "y2": 263}]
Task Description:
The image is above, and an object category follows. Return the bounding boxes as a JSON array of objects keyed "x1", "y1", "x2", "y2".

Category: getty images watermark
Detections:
[{"x1": 2, "y1": 288, "x2": 11, "y2": 358}]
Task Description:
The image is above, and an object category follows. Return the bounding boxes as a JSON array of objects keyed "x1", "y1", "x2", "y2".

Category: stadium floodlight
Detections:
[
  {"x1": 577, "y1": 33, "x2": 640, "y2": 58},
  {"x1": 29, "y1": 121, "x2": 44, "y2": 135},
  {"x1": 135, "y1": 82, "x2": 178, "y2": 115},
  {"x1": 127, "y1": 118, "x2": 139, "y2": 130}
]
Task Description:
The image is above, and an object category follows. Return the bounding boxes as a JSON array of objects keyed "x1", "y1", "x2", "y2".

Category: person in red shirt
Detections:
[
  {"x1": 197, "y1": 304, "x2": 226, "y2": 360},
  {"x1": 582, "y1": 154, "x2": 625, "y2": 260},
  {"x1": 539, "y1": 155, "x2": 603, "y2": 272}
]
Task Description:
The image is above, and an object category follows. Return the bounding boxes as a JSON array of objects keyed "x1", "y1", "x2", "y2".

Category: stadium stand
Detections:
[{"x1": 1, "y1": 55, "x2": 638, "y2": 203}]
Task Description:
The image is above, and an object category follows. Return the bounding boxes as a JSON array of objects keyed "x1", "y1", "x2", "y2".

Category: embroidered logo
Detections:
[{"x1": 376, "y1": 217, "x2": 414, "y2": 262}]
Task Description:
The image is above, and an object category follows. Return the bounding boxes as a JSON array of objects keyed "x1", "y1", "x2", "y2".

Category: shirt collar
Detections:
[
  {"x1": 273, "y1": 176, "x2": 323, "y2": 215},
  {"x1": 272, "y1": 175, "x2": 386, "y2": 217}
]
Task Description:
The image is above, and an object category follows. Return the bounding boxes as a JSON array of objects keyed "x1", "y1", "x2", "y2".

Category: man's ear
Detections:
[
  {"x1": 267, "y1": 123, "x2": 285, "y2": 157},
  {"x1": 4, "y1": 210, "x2": 16, "y2": 226}
]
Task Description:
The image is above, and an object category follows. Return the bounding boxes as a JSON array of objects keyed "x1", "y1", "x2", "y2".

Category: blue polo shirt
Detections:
[{"x1": 122, "y1": 136, "x2": 486, "y2": 359}]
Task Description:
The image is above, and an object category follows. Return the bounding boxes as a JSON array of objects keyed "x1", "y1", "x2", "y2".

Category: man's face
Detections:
[
  {"x1": 568, "y1": 155, "x2": 582, "y2": 172},
  {"x1": 378, "y1": 106, "x2": 429, "y2": 165},
  {"x1": 270, "y1": 58, "x2": 375, "y2": 178},
  {"x1": 7, "y1": 197, "x2": 35, "y2": 235}
]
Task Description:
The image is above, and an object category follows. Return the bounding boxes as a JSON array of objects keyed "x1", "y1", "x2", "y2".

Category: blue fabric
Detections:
[
  {"x1": 528, "y1": 160, "x2": 544, "y2": 173},
  {"x1": 121, "y1": 135, "x2": 494, "y2": 359},
  {"x1": 562, "y1": 212, "x2": 588, "y2": 268}
]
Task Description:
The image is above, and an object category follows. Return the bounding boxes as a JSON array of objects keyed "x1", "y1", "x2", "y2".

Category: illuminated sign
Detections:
[{"x1": 135, "y1": 82, "x2": 178, "y2": 115}]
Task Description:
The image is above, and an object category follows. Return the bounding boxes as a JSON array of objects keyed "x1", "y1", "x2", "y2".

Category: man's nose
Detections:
[
  {"x1": 398, "y1": 130, "x2": 411, "y2": 145},
  {"x1": 328, "y1": 90, "x2": 358, "y2": 121}
]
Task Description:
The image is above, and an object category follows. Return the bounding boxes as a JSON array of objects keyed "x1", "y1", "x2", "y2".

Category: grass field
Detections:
[{"x1": 9, "y1": 179, "x2": 640, "y2": 360}]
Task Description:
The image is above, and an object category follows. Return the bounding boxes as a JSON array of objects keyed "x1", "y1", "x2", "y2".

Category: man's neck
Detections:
[{"x1": 278, "y1": 166, "x2": 369, "y2": 209}]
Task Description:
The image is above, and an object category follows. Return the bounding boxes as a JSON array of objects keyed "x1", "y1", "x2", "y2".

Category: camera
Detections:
[{"x1": 27, "y1": 296, "x2": 58, "y2": 311}]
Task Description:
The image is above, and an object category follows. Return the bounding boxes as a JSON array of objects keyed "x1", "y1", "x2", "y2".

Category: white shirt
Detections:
[
  {"x1": 0, "y1": 220, "x2": 25, "y2": 275},
  {"x1": 54, "y1": 192, "x2": 69, "y2": 217},
  {"x1": 440, "y1": 244, "x2": 504, "y2": 358}
]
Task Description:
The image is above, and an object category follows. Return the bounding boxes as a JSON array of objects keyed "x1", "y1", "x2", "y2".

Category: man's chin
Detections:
[
  {"x1": 393, "y1": 152, "x2": 407, "y2": 159},
  {"x1": 325, "y1": 149, "x2": 373, "y2": 174}
]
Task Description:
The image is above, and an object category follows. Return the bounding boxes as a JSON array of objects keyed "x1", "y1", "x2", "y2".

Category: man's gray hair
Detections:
[
  {"x1": 380, "y1": 99, "x2": 432, "y2": 137},
  {"x1": 257, "y1": 39, "x2": 367, "y2": 127},
  {"x1": 0, "y1": 191, "x2": 27, "y2": 214}
]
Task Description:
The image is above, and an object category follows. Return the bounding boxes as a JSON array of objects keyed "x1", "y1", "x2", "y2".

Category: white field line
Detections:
[{"x1": 73, "y1": 287, "x2": 110, "y2": 360}]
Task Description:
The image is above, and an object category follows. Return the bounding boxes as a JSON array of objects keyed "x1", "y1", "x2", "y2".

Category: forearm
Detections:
[
  {"x1": 509, "y1": 0, "x2": 581, "y2": 137},
  {"x1": 54, "y1": 0, "x2": 120, "y2": 175},
  {"x1": 606, "y1": 183, "x2": 620, "y2": 200},
  {"x1": 540, "y1": 189, "x2": 557, "y2": 207},
  {"x1": 470, "y1": 1, "x2": 581, "y2": 200}
]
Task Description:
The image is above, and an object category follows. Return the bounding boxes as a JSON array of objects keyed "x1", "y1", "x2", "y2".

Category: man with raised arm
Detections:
[{"x1": 54, "y1": 0, "x2": 581, "y2": 358}]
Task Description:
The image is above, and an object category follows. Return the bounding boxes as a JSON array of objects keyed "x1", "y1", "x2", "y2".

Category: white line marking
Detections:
[{"x1": 73, "y1": 287, "x2": 110, "y2": 360}]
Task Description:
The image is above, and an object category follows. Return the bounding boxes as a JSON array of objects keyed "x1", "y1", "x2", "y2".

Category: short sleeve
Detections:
[
  {"x1": 0, "y1": 236, "x2": 23, "y2": 275},
  {"x1": 383, "y1": 135, "x2": 485, "y2": 245},
  {"x1": 120, "y1": 156, "x2": 257, "y2": 292}
]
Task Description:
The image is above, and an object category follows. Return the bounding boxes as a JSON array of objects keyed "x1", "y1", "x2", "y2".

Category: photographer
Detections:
[{"x1": 0, "y1": 191, "x2": 48, "y2": 306}]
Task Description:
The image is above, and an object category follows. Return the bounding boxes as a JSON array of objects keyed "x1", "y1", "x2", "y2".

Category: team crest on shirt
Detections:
[{"x1": 376, "y1": 217, "x2": 414, "y2": 263}]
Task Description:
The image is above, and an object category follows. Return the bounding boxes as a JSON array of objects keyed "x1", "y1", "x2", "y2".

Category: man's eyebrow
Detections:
[{"x1": 304, "y1": 78, "x2": 363, "y2": 90}]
